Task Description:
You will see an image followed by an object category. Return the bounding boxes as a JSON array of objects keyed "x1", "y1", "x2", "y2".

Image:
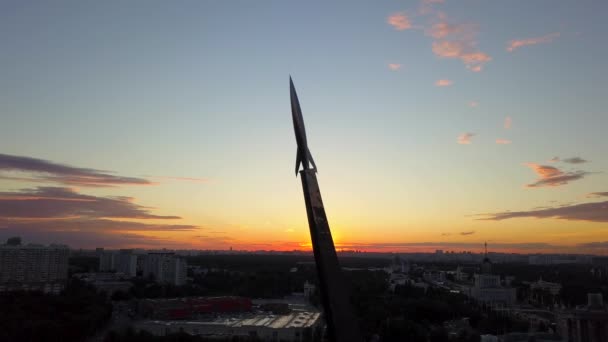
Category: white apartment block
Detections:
[
  {"x1": 0, "y1": 242, "x2": 69, "y2": 294},
  {"x1": 98, "y1": 249, "x2": 137, "y2": 277},
  {"x1": 143, "y1": 252, "x2": 187, "y2": 286}
]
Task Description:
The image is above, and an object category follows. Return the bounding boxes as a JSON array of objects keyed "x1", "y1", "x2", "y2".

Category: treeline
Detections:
[
  {"x1": 113, "y1": 268, "x2": 318, "y2": 301},
  {"x1": 0, "y1": 278, "x2": 112, "y2": 342},
  {"x1": 185, "y1": 254, "x2": 389, "y2": 272}
]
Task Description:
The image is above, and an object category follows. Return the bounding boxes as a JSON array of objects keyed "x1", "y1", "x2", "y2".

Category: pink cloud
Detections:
[
  {"x1": 524, "y1": 163, "x2": 588, "y2": 188},
  {"x1": 426, "y1": 14, "x2": 491, "y2": 72},
  {"x1": 469, "y1": 101, "x2": 479, "y2": 107},
  {"x1": 387, "y1": 12, "x2": 412, "y2": 31},
  {"x1": 419, "y1": 0, "x2": 445, "y2": 15},
  {"x1": 428, "y1": 22, "x2": 468, "y2": 39},
  {"x1": 507, "y1": 32, "x2": 560, "y2": 52},
  {"x1": 388, "y1": 63, "x2": 402, "y2": 71},
  {"x1": 435, "y1": 79, "x2": 453, "y2": 87},
  {"x1": 496, "y1": 139, "x2": 512, "y2": 145},
  {"x1": 431, "y1": 39, "x2": 491, "y2": 72},
  {"x1": 457, "y1": 132, "x2": 475, "y2": 144},
  {"x1": 504, "y1": 116, "x2": 512, "y2": 129}
]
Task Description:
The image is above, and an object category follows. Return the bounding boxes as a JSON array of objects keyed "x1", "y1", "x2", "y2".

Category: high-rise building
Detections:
[
  {"x1": 99, "y1": 251, "x2": 115, "y2": 272},
  {"x1": 142, "y1": 252, "x2": 187, "y2": 286},
  {"x1": 115, "y1": 249, "x2": 137, "y2": 277},
  {"x1": 98, "y1": 249, "x2": 137, "y2": 277},
  {"x1": 558, "y1": 293, "x2": 608, "y2": 342},
  {"x1": 0, "y1": 239, "x2": 69, "y2": 294}
]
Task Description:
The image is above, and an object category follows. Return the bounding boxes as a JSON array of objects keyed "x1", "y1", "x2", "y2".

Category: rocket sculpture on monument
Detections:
[{"x1": 290, "y1": 77, "x2": 363, "y2": 342}]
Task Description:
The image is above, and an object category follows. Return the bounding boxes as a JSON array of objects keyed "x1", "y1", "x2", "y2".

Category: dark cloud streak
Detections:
[
  {"x1": 0, "y1": 153, "x2": 152, "y2": 187},
  {"x1": 481, "y1": 201, "x2": 608, "y2": 222},
  {"x1": 562, "y1": 157, "x2": 588, "y2": 164},
  {"x1": 588, "y1": 192, "x2": 608, "y2": 198},
  {"x1": 0, "y1": 187, "x2": 179, "y2": 219}
]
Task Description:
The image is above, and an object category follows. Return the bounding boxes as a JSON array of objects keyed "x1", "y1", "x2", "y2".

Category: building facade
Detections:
[
  {"x1": 470, "y1": 256, "x2": 516, "y2": 306},
  {"x1": 98, "y1": 249, "x2": 137, "y2": 277},
  {"x1": 143, "y1": 252, "x2": 187, "y2": 286},
  {"x1": 0, "y1": 241, "x2": 69, "y2": 294},
  {"x1": 557, "y1": 294, "x2": 608, "y2": 342}
]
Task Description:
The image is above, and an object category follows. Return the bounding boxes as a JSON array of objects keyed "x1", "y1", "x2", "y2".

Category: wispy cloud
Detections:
[
  {"x1": 460, "y1": 230, "x2": 475, "y2": 236},
  {"x1": 0, "y1": 218, "x2": 197, "y2": 232},
  {"x1": 507, "y1": 32, "x2": 560, "y2": 52},
  {"x1": 389, "y1": 5, "x2": 490, "y2": 72},
  {"x1": 388, "y1": 63, "x2": 402, "y2": 71},
  {"x1": 419, "y1": 0, "x2": 445, "y2": 15},
  {"x1": 481, "y1": 200, "x2": 608, "y2": 223},
  {"x1": 432, "y1": 41, "x2": 491, "y2": 72},
  {"x1": 496, "y1": 139, "x2": 512, "y2": 145},
  {"x1": 504, "y1": 116, "x2": 512, "y2": 129},
  {"x1": 149, "y1": 176, "x2": 210, "y2": 183},
  {"x1": 435, "y1": 79, "x2": 453, "y2": 86},
  {"x1": 546, "y1": 156, "x2": 588, "y2": 164},
  {"x1": 0, "y1": 186, "x2": 199, "y2": 248},
  {"x1": 562, "y1": 157, "x2": 588, "y2": 164},
  {"x1": 524, "y1": 163, "x2": 588, "y2": 188},
  {"x1": 428, "y1": 22, "x2": 469, "y2": 39},
  {"x1": 458, "y1": 132, "x2": 475, "y2": 144},
  {"x1": 578, "y1": 241, "x2": 608, "y2": 249},
  {"x1": 387, "y1": 12, "x2": 412, "y2": 31},
  {"x1": 0, "y1": 153, "x2": 153, "y2": 187},
  {"x1": 587, "y1": 192, "x2": 608, "y2": 198}
]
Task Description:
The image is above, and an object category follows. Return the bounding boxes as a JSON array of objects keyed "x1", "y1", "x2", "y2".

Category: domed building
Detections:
[{"x1": 470, "y1": 243, "x2": 516, "y2": 307}]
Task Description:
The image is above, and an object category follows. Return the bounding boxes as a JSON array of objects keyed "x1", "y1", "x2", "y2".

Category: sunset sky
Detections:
[{"x1": 1, "y1": 1, "x2": 607, "y2": 254}]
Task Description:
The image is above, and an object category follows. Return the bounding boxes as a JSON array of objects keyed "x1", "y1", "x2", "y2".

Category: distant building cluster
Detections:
[
  {"x1": 0, "y1": 237, "x2": 69, "y2": 294},
  {"x1": 73, "y1": 272, "x2": 133, "y2": 296},
  {"x1": 529, "y1": 254, "x2": 593, "y2": 265},
  {"x1": 96, "y1": 249, "x2": 187, "y2": 286}
]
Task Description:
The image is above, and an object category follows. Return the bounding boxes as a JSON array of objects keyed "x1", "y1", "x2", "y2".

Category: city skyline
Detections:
[{"x1": 1, "y1": 1, "x2": 608, "y2": 254}]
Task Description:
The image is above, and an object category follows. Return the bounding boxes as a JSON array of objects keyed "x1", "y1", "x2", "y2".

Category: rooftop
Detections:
[{"x1": 141, "y1": 311, "x2": 322, "y2": 330}]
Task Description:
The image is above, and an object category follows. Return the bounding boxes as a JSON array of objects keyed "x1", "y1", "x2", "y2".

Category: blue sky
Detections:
[{"x1": 1, "y1": 1, "x2": 607, "y2": 252}]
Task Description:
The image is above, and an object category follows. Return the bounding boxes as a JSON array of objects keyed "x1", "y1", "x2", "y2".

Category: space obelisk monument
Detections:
[{"x1": 290, "y1": 77, "x2": 363, "y2": 342}]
